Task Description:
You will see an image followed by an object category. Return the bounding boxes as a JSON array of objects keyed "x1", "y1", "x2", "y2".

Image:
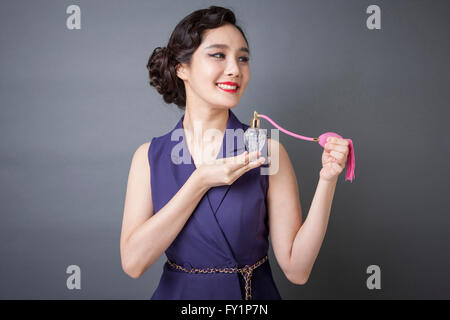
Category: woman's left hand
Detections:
[{"x1": 319, "y1": 137, "x2": 350, "y2": 182}]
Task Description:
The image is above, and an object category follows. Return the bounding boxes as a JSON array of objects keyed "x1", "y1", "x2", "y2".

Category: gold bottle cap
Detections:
[{"x1": 251, "y1": 110, "x2": 260, "y2": 128}]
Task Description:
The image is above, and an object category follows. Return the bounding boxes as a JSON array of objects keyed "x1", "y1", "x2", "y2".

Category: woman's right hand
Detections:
[{"x1": 196, "y1": 151, "x2": 265, "y2": 189}]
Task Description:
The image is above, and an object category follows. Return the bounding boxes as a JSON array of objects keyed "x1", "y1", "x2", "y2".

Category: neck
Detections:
[{"x1": 182, "y1": 107, "x2": 230, "y2": 140}]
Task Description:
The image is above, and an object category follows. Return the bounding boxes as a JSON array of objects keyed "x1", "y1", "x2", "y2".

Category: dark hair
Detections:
[{"x1": 147, "y1": 6, "x2": 249, "y2": 110}]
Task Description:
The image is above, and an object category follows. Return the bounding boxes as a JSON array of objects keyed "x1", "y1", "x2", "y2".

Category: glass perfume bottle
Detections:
[{"x1": 244, "y1": 111, "x2": 267, "y2": 162}]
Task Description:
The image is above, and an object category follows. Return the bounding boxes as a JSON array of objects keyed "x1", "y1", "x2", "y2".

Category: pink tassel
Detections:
[{"x1": 318, "y1": 132, "x2": 355, "y2": 182}]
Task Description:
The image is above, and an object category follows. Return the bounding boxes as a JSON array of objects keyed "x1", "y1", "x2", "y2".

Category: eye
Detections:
[
  {"x1": 209, "y1": 53, "x2": 250, "y2": 63},
  {"x1": 210, "y1": 53, "x2": 225, "y2": 59}
]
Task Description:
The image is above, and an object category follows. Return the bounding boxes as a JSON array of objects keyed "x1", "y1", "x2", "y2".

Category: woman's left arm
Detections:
[{"x1": 267, "y1": 137, "x2": 349, "y2": 285}]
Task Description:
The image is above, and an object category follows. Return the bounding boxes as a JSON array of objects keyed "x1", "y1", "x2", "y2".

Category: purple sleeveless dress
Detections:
[{"x1": 148, "y1": 109, "x2": 282, "y2": 300}]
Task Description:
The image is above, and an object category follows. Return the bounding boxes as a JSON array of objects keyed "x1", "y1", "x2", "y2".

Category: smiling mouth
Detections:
[{"x1": 216, "y1": 83, "x2": 239, "y2": 93}]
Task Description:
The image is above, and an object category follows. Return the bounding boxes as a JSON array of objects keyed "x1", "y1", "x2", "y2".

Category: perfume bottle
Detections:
[{"x1": 244, "y1": 111, "x2": 267, "y2": 162}]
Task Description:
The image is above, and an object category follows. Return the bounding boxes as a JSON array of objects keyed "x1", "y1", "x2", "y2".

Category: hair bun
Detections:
[
  {"x1": 152, "y1": 46, "x2": 171, "y2": 61},
  {"x1": 147, "y1": 45, "x2": 180, "y2": 105}
]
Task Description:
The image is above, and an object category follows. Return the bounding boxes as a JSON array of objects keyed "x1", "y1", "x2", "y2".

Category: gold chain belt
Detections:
[{"x1": 167, "y1": 255, "x2": 268, "y2": 300}]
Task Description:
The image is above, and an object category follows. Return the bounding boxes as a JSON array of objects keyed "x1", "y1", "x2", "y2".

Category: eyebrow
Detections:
[{"x1": 204, "y1": 44, "x2": 250, "y2": 55}]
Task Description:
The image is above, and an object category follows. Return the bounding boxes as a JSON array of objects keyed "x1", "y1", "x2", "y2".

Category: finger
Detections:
[
  {"x1": 237, "y1": 150, "x2": 249, "y2": 165},
  {"x1": 235, "y1": 155, "x2": 265, "y2": 177},
  {"x1": 332, "y1": 161, "x2": 344, "y2": 172},
  {"x1": 327, "y1": 155, "x2": 345, "y2": 169},
  {"x1": 323, "y1": 147, "x2": 334, "y2": 158},
  {"x1": 229, "y1": 150, "x2": 260, "y2": 168},
  {"x1": 339, "y1": 138, "x2": 350, "y2": 146},
  {"x1": 324, "y1": 154, "x2": 334, "y2": 165},
  {"x1": 244, "y1": 150, "x2": 261, "y2": 164},
  {"x1": 218, "y1": 150, "x2": 251, "y2": 165},
  {"x1": 330, "y1": 151, "x2": 348, "y2": 167},
  {"x1": 325, "y1": 143, "x2": 348, "y2": 154},
  {"x1": 328, "y1": 137, "x2": 349, "y2": 146},
  {"x1": 247, "y1": 150, "x2": 261, "y2": 162},
  {"x1": 329, "y1": 150, "x2": 346, "y2": 162},
  {"x1": 237, "y1": 150, "x2": 263, "y2": 168}
]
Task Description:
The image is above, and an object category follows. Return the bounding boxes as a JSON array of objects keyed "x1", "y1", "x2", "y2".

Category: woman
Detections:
[{"x1": 120, "y1": 6, "x2": 350, "y2": 300}]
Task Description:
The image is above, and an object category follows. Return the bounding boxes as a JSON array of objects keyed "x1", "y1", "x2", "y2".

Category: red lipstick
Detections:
[{"x1": 216, "y1": 81, "x2": 240, "y2": 93}]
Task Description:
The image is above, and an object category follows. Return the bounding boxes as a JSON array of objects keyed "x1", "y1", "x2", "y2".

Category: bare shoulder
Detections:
[
  {"x1": 134, "y1": 141, "x2": 151, "y2": 157},
  {"x1": 131, "y1": 141, "x2": 151, "y2": 169}
]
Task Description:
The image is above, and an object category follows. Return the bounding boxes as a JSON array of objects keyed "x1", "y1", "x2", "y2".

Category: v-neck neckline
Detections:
[
  {"x1": 180, "y1": 109, "x2": 231, "y2": 171},
  {"x1": 168, "y1": 108, "x2": 248, "y2": 219}
]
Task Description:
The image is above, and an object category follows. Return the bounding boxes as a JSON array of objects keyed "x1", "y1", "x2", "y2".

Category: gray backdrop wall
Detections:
[{"x1": 1, "y1": 0, "x2": 449, "y2": 299}]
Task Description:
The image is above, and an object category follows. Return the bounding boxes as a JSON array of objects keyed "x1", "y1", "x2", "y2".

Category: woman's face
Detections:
[{"x1": 177, "y1": 23, "x2": 250, "y2": 109}]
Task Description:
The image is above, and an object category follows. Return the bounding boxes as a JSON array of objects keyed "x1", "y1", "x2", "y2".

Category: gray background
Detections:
[{"x1": 1, "y1": 0, "x2": 449, "y2": 299}]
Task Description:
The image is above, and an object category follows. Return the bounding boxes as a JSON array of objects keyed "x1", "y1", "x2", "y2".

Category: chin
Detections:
[
  {"x1": 209, "y1": 98, "x2": 239, "y2": 109},
  {"x1": 221, "y1": 102, "x2": 239, "y2": 109}
]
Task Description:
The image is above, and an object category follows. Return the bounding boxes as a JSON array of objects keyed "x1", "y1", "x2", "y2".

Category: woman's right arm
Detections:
[
  {"x1": 120, "y1": 142, "x2": 265, "y2": 278},
  {"x1": 120, "y1": 142, "x2": 209, "y2": 279}
]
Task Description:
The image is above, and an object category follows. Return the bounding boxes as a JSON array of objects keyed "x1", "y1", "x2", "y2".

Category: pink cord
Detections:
[
  {"x1": 258, "y1": 113, "x2": 355, "y2": 182},
  {"x1": 258, "y1": 114, "x2": 316, "y2": 141}
]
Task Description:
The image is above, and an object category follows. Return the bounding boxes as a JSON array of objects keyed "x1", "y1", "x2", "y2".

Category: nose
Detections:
[{"x1": 225, "y1": 57, "x2": 240, "y2": 78}]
